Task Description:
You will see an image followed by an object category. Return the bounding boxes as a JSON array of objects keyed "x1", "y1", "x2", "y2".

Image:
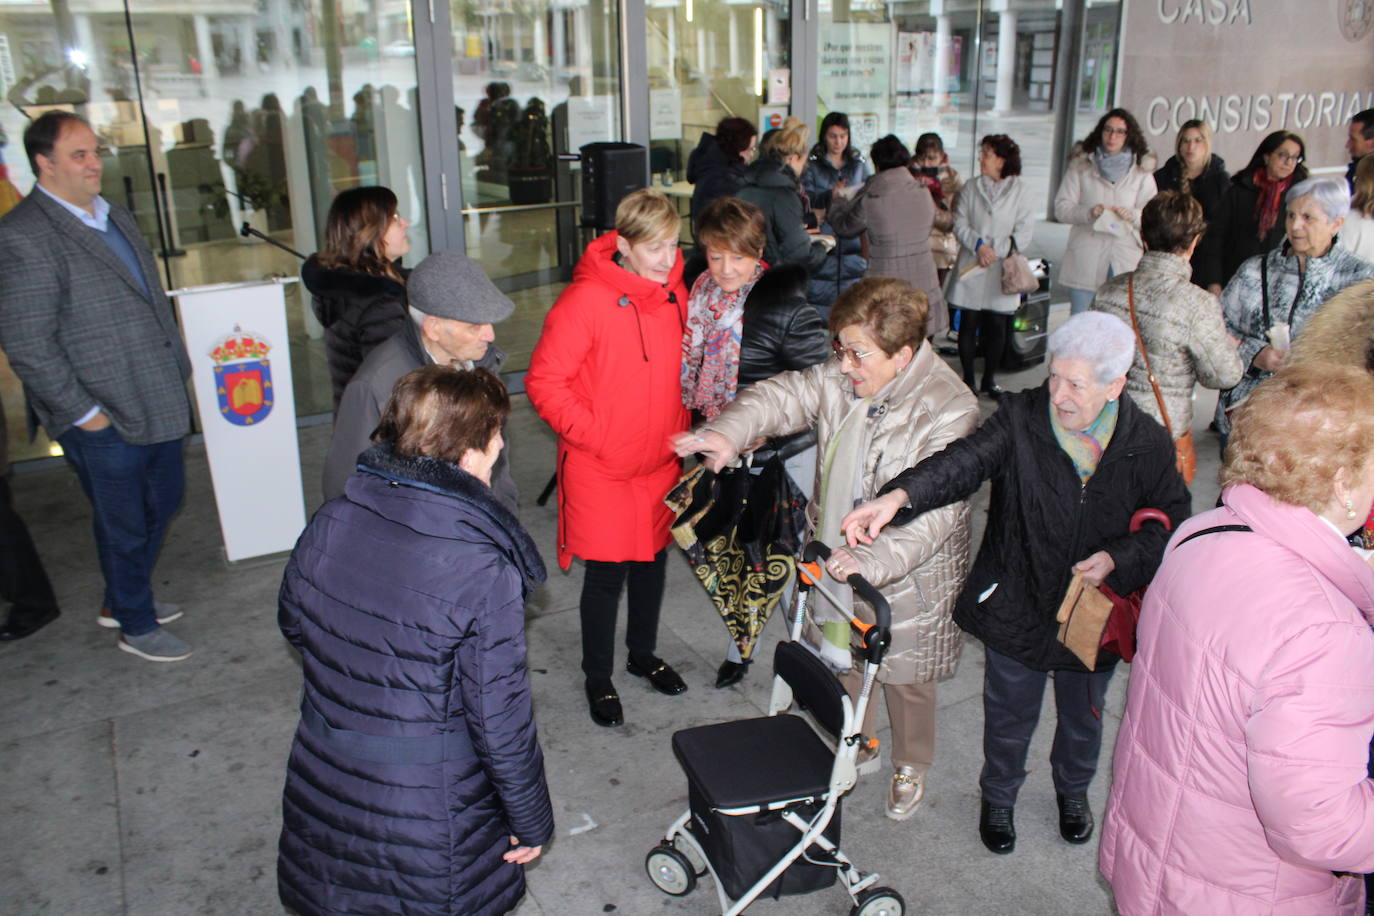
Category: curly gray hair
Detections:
[
  {"x1": 1047, "y1": 311, "x2": 1135, "y2": 384},
  {"x1": 1287, "y1": 176, "x2": 1351, "y2": 222}
]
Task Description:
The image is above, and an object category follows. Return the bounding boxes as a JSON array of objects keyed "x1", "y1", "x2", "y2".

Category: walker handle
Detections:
[{"x1": 801, "y1": 540, "x2": 893, "y2": 656}]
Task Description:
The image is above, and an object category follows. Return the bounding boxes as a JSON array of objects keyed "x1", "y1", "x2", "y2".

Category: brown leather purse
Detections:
[{"x1": 1128, "y1": 276, "x2": 1197, "y2": 484}]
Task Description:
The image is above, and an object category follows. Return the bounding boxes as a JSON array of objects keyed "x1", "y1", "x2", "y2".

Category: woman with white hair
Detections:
[
  {"x1": 1215, "y1": 176, "x2": 1374, "y2": 440},
  {"x1": 839, "y1": 311, "x2": 1191, "y2": 857}
]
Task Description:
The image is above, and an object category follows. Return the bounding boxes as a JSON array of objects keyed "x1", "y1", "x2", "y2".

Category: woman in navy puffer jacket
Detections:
[{"x1": 277, "y1": 366, "x2": 553, "y2": 916}]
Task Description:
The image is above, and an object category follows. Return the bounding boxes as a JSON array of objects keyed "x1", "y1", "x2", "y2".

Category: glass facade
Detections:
[{"x1": 0, "y1": 0, "x2": 1127, "y2": 464}]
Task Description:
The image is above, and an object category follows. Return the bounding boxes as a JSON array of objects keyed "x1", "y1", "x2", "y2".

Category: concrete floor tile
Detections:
[
  {"x1": 0, "y1": 721, "x2": 123, "y2": 916},
  {"x1": 111, "y1": 674, "x2": 299, "y2": 916}
]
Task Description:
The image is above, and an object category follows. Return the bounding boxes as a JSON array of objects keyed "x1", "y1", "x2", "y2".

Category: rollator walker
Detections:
[{"x1": 644, "y1": 541, "x2": 906, "y2": 916}]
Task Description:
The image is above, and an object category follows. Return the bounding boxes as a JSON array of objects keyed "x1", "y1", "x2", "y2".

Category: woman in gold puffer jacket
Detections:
[{"x1": 674, "y1": 276, "x2": 979, "y2": 823}]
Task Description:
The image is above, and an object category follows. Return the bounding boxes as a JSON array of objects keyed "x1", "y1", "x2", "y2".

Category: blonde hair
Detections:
[
  {"x1": 1221, "y1": 364, "x2": 1374, "y2": 514},
  {"x1": 1174, "y1": 119, "x2": 1213, "y2": 161},
  {"x1": 1352, "y1": 154, "x2": 1374, "y2": 219},
  {"x1": 762, "y1": 116, "x2": 808, "y2": 159},
  {"x1": 614, "y1": 188, "x2": 679, "y2": 244}
]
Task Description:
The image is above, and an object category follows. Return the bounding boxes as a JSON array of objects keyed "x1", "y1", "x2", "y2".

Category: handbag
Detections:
[
  {"x1": 1127, "y1": 276, "x2": 1197, "y2": 484},
  {"x1": 1000, "y1": 236, "x2": 1039, "y2": 296},
  {"x1": 1098, "y1": 508, "x2": 1173, "y2": 663}
]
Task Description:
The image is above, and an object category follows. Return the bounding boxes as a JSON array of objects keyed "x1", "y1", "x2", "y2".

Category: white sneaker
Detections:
[
  {"x1": 97, "y1": 601, "x2": 183, "y2": 629},
  {"x1": 118, "y1": 628, "x2": 193, "y2": 662}
]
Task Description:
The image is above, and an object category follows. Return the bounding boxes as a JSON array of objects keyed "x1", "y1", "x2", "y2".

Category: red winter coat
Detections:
[{"x1": 527, "y1": 232, "x2": 688, "y2": 569}]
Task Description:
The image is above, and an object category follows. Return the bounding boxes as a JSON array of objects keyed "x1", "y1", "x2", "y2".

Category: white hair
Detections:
[
  {"x1": 1287, "y1": 176, "x2": 1351, "y2": 222},
  {"x1": 1048, "y1": 311, "x2": 1135, "y2": 383},
  {"x1": 408, "y1": 306, "x2": 429, "y2": 327}
]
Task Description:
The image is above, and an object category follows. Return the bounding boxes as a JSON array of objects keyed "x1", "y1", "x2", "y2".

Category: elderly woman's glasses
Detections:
[{"x1": 832, "y1": 340, "x2": 873, "y2": 365}]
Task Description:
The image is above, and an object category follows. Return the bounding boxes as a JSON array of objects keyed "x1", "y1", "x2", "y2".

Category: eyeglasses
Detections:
[
  {"x1": 832, "y1": 340, "x2": 873, "y2": 365},
  {"x1": 1102, "y1": 126, "x2": 1129, "y2": 136},
  {"x1": 1271, "y1": 151, "x2": 1304, "y2": 163}
]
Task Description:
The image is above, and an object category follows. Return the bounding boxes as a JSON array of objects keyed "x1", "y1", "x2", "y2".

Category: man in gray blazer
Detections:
[{"x1": 0, "y1": 111, "x2": 194, "y2": 662}]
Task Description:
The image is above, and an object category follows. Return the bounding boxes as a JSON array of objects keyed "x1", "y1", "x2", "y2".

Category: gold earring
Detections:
[{"x1": 1347, "y1": 499, "x2": 1358, "y2": 520}]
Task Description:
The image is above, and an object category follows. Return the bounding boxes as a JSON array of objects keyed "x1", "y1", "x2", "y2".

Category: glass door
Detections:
[{"x1": 448, "y1": 0, "x2": 622, "y2": 372}]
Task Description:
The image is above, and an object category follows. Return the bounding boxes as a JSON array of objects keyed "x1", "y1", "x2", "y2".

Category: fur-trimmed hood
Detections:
[
  {"x1": 301, "y1": 255, "x2": 408, "y2": 328},
  {"x1": 349, "y1": 443, "x2": 546, "y2": 591},
  {"x1": 1288, "y1": 278, "x2": 1374, "y2": 371}
]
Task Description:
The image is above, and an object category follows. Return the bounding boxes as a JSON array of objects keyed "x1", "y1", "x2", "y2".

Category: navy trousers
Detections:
[
  {"x1": 56, "y1": 426, "x2": 184, "y2": 637},
  {"x1": 979, "y1": 644, "x2": 1114, "y2": 806}
]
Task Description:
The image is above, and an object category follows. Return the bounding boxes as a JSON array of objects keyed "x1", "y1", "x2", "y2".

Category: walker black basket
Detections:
[{"x1": 686, "y1": 783, "x2": 841, "y2": 900}]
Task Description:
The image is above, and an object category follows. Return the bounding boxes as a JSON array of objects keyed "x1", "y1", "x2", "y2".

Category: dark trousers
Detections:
[
  {"x1": 979, "y1": 645, "x2": 1114, "y2": 807},
  {"x1": 56, "y1": 426, "x2": 184, "y2": 637},
  {"x1": 579, "y1": 550, "x2": 667, "y2": 681},
  {"x1": 0, "y1": 476, "x2": 58, "y2": 616},
  {"x1": 958, "y1": 309, "x2": 1010, "y2": 389}
]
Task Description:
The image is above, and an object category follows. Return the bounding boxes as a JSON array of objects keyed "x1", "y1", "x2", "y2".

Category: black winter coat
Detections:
[
  {"x1": 301, "y1": 255, "x2": 409, "y2": 410},
  {"x1": 686, "y1": 132, "x2": 746, "y2": 229},
  {"x1": 1154, "y1": 153, "x2": 1230, "y2": 289},
  {"x1": 278, "y1": 445, "x2": 553, "y2": 916},
  {"x1": 737, "y1": 156, "x2": 830, "y2": 273},
  {"x1": 878, "y1": 385, "x2": 1190, "y2": 672},
  {"x1": 1213, "y1": 167, "x2": 1290, "y2": 288}
]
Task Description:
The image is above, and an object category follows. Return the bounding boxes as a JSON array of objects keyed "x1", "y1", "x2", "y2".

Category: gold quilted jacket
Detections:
[{"x1": 703, "y1": 342, "x2": 980, "y2": 683}]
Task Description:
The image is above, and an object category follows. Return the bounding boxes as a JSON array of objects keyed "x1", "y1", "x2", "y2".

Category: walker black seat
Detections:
[
  {"x1": 672, "y1": 715, "x2": 834, "y2": 809},
  {"x1": 670, "y1": 641, "x2": 849, "y2": 810}
]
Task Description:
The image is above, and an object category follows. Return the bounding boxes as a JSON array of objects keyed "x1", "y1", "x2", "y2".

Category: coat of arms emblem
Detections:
[{"x1": 210, "y1": 326, "x2": 274, "y2": 426}]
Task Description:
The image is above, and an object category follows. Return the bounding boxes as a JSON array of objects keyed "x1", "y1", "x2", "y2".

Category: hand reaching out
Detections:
[
  {"x1": 840, "y1": 490, "x2": 909, "y2": 547},
  {"x1": 670, "y1": 429, "x2": 739, "y2": 472}
]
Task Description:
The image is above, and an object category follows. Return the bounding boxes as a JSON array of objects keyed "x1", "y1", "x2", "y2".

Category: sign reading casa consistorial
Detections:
[
  {"x1": 1119, "y1": 0, "x2": 1374, "y2": 172},
  {"x1": 211, "y1": 326, "x2": 274, "y2": 426}
]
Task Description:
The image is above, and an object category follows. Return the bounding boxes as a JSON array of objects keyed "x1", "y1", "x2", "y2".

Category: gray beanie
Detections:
[{"x1": 408, "y1": 251, "x2": 515, "y2": 324}]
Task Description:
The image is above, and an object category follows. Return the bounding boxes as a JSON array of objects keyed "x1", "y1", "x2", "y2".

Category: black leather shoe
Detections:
[
  {"x1": 585, "y1": 680, "x2": 623, "y2": 727},
  {"x1": 981, "y1": 383, "x2": 1007, "y2": 401},
  {"x1": 714, "y1": 659, "x2": 750, "y2": 689},
  {"x1": 979, "y1": 800, "x2": 1016, "y2": 854},
  {"x1": 1057, "y1": 794, "x2": 1094, "y2": 844},
  {"x1": 0, "y1": 606, "x2": 60, "y2": 641},
  {"x1": 626, "y1": 655, "x2": 688, "y2": 695}
]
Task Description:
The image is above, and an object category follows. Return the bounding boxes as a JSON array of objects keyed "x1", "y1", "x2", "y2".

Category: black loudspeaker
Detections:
[{"x1": 580, "y1": 142, "x2": 647, "y2": 230}]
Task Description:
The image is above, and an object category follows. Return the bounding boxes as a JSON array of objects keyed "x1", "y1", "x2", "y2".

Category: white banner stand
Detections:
[{"x1": 171, "y1": 278, "x2": 307, "y2": 563}]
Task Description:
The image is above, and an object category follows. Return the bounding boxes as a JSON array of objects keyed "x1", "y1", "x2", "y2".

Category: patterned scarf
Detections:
[
  {"x1": 980, "y1": 173, "x2": 1010, "y2": 202},
  {"x1": 680, "y1": 262, "x2": 764, "y2": 419},
  {"x1": 1050, "y1": 397, "x2": 1119, "y2": 483},
  {"x1": 1252, "y1": 166, "x2": 1293, "y2": 242}
]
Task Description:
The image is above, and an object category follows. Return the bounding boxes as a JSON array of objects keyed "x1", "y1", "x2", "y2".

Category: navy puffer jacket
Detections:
[{"x1": 277, "y1": 444, "x2": 553, "y2": 916}]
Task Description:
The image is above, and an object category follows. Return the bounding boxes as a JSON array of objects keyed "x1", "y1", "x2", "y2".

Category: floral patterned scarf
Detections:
[
  {"x1": 681, "y1": 262, "x2": 764, "y2": 419},
  {"x1": 1050, "y1": 397, "x2": 1119, "y2": 483}
]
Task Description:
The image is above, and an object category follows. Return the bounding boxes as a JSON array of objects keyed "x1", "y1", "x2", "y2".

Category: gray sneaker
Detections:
[
  {"x1": 97, "y1": 601, "x2": 183, "y2": 629},
  {"x1": 119, "y1": 627, "x2": 193, "y2": 662}
]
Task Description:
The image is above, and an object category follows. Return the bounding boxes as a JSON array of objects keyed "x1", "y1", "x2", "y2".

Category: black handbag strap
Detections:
[
  {"x1": 1177, "y1": 524, "x2": 1252, "y2": 548},
  {"x1": 1260, "y1": 254, "x2": 1270, "y2": 332}
]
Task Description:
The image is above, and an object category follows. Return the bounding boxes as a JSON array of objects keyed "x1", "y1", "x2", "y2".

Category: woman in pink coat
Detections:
[{"x1": 1100, "y1": 363, "x2": 1374, "y2": 915}]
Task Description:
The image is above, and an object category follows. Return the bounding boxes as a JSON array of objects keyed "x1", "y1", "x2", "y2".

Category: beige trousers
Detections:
[{"x1": 840, "y1": 669, "x2": 938, "y2": 774}]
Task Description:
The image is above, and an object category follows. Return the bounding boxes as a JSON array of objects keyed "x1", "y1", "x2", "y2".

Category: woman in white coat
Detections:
[
  {"x1": 1055, "y1": 108, "x2": 1157, "y2": 314},
  {"x1": 947, "y1": 134, "x2": 1035, "y2": 398}
]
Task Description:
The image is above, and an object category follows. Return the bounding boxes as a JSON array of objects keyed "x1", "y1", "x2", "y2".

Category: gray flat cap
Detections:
[{"x1": 408, "y1": 251, "x2": 515, "y2": 324}]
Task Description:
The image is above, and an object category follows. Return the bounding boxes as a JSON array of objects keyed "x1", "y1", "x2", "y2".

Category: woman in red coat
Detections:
[{"x1": 527, "y1": 189, "x2": 691, "y2": 728}]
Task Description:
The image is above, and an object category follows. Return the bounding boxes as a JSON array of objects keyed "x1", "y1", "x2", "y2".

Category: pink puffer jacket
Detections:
[{"x1": 1100, "y1": 483, "x2": 1374, "y2": 915}]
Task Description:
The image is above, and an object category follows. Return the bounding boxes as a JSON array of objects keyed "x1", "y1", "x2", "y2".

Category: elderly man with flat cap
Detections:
[{"x1": 323, "y1": 251, "x2": 518, "y2": 509}]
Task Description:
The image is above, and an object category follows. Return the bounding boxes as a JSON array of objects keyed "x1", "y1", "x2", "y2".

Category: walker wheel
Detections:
[
  {"x1": 645, "y1": 844, "x2": 696, "y2": 896},
  {"x1": 851, "y1": 885, "x2": 905, "y2": 916}
]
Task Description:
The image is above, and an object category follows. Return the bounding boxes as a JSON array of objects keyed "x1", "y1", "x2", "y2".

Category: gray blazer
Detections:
[{"x1": 0, "y1": 190, "x2": 191, "y2": 445}]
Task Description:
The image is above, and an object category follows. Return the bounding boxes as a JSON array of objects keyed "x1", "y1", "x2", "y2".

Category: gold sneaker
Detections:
[{"x1": 886, "y1": 766, "x2": 925, "y2": 821}]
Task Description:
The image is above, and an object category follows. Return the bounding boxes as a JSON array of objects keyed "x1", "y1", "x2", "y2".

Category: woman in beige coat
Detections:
[
  {"x1": 1055, "y1": 108, "x2": 1157, "y2": 315},
  {"x1": 828, "y1": 135, "x2": 947, "y2": 338},
  {"x1": 1089, "y1": 191, "x2": 1243, "y2": 456},
  {"x1": 673, "y1": 277, "x2": 979, "y2": 823}
]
